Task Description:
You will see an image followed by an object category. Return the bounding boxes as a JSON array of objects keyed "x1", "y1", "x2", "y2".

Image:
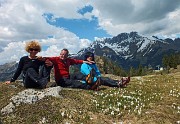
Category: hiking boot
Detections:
[
  {"x1": 118, "y1": 77, "x2": 130, "y2": 87},
  {"x1": 123, "y1": 76, "x2": 130, "y2": 86},
  {"x1": 90, "y1": 82, "x2": 99, "y2": 91},
  {"x1": 90, "y1": 78, "x2": 101, "y2": 91},
  {"x1": 86, "y1": 70, "x2": 94, "y2": 84}
]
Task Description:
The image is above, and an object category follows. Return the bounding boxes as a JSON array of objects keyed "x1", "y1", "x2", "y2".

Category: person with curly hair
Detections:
[{"x1": 5, "y1": 40, "x2": 52, "y2": 89}]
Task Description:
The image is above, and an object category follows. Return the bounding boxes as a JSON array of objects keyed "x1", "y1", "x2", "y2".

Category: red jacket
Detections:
[{"x1": 48, "y1": 57, "x2": 83, "y2": 82}]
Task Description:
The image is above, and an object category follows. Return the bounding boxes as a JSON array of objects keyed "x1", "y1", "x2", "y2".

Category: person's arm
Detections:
[
  {"x1": 37, "y1": 56, "x2": 53, "y2": 67},
  {"x1": 80, "y1": 63, "x2": 91, "y2": 75},
  {"x1": 93, "y1": 64, "x2": 101, "y2": 77},
  {"x1": 6, "y1": 57, "x2": 24, "y2": 84},
  {"x1": 69, "y1": 58, "x2": 83, "y2": 65},
  {"x1": 83, "y1": 60, "x2": 95, "y2": 64},
  {"x1": 69, "y1": 58, "x2": 95, "y2": 65},
  {"x1": 45, "y1": 59, "x2": 53, "y2": 67}
]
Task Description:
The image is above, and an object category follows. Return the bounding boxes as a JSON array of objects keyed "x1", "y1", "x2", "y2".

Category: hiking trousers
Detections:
[
  {"x1": 56, "y1": 77, "x2": 91, "y2": 89},
  {"x1": 70, "y1": 72, "x2": 119, "y2": 88},
  {"x1": 23, "y1": 65, "x2": 51, "y2": 89},
  {"x1": 99, "y1": 77, "x2": 119, "y2": 87}
]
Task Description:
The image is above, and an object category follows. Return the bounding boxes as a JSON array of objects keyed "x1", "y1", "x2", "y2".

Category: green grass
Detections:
[{"x1": 0, "y1": 73, "x2": 180, "y2": 124}]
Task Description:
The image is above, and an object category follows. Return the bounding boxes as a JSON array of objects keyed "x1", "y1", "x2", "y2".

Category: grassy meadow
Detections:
[{"x1": 0, "y1": 72, "x2": 179, "y2": 124}]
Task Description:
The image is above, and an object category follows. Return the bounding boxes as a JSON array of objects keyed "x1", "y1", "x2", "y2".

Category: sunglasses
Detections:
[{"x1": 29, "y1": 48, "x2": 39, "y2": 51}]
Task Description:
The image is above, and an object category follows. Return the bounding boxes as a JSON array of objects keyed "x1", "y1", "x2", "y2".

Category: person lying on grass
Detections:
[{"x1": 80, "y1": 52, "x2": 130, "y2": 91}]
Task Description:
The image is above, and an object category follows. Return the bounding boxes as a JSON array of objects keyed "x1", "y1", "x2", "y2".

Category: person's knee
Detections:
[{"x1": 26, "y1": 68, "x2": 35, "y2": 73}]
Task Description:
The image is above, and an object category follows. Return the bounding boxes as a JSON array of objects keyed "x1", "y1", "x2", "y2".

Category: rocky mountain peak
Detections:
[{"x1": 77, "y1": 32, "x2": 180, "y2": 69}]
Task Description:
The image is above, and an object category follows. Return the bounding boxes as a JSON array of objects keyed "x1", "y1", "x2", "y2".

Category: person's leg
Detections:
[
  {"x1": 23, "y1": 72, "x2": 40, "y2": 88},
  {"x1": 56, "y1": 78, "x2": 66, "y2": 87},
  {"x1": 25, "y1": 68, "x2": 48, "y2": 89},
  {"x1": 85, "y1": 69, "x2": 96, "y2": 84},
  {"x1": 100, "y1": 77, "x2": 119, "y2": 87},
  {"x1": 70, "y1": 72, "x2": 85, "y2": 80},
  {"x1": 76, "y1": 72, "x2": 86, "y2": 80},
  {"x1": 39, "y1": 65, "x2": 52, "y2": 81},
  {"x1": 60, "y1": 78, "x2": 90, "y2": 90}
]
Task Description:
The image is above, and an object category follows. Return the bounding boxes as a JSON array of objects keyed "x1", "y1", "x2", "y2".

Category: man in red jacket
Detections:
[{"x1": 47, "y1": 48, "x2": 94, "y2": 89}]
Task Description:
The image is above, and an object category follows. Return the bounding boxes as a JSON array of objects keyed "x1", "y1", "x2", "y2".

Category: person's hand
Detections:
[
  {"x1": 45, "y1": 59, "x2": 53, "y2": 66},
  {"x1": 5, "y1": 81, "x2": 11, "y2": 84}
]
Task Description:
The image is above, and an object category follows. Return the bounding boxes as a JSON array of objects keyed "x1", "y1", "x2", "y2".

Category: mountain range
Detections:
[
  {"x1": 0, "y1": 31, "x2": 180, "y2": 81},
  {"x1": 0, "y1": 61, "x2": 19, "y2": 81},
  {"x1": 76, "y1": 32, "x2": 180, "y2": 69}
]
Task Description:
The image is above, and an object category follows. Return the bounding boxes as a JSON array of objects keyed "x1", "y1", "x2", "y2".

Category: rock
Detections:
[
  {"x1": 1, "y1": 102, "x2": 15, "y2": 115},
  {"x1": 1, "y1": 86, "x2": 62, "y2": 115}
]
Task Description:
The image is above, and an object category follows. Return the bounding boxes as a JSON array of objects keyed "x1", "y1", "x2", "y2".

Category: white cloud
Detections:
[
  {"x1": 40, "y1": 45, "x2": 60, "y2": 57},
  {"x1": 0, "y1": 0, "x2": 91, "y2": 65},
  {"x1": 0, "y1": 0, "x2": 85, "y2": 41},
  {"x1": 90, "y1": 0, "x2": 180, "y2": 37},
  {"x1": 0, "y1": 41, "x2": 26, "y2": 64},
  {"x1": 40, "y1": 37, "x2": 91, "y2": 55},
  {"x1": 0, "y1": 0, "x2": 180, "y2": 65},
  {"x1": 0, "y1": 38, "x2": 91, "y2": 65}
]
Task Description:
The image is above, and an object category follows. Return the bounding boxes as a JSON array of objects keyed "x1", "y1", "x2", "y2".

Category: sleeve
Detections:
[
  {"x1": 70, "y1": 58, "x2": 83, "y2": 65},
  {"x1": 45, "y1": 57, "x2": 53, "y2": 61},
  {"x1": 94, "y1": 64, "x2": 101, "y2": 77},
  {"x1": 80, "y1": 63, "x2": 91, "y2": 75},
  {"x1": 46, "y1": 57, "x2": 55, "y2": 64},
  {"x1": 40, "y1": 57, "x2": 53, "y2": 69},
  {"x1": 10, "y1": 57, "x2": 24, "y2": 82}
]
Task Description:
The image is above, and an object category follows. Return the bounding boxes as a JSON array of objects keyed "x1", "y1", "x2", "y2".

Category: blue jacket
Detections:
[{"x1": 80, "y1": 63, "x2": 101, "y2": 83}]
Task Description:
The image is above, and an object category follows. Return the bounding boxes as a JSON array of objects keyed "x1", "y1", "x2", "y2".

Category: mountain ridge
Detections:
[{"x1": 76, "y1": 32, "x2": 180, "y2": 69}]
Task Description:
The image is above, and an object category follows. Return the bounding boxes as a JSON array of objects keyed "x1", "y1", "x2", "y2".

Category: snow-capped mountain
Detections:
[{"x1": 77, "y1": 32, "x2": 180, "y2": 69}]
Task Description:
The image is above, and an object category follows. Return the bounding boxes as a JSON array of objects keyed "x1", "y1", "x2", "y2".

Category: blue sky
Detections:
[
  {"x1": 0, "y1": 0, "x2": 180, "y2": 65},
  {"x1": 44, "y1": 5, "x2": 111, "y2": 41}
]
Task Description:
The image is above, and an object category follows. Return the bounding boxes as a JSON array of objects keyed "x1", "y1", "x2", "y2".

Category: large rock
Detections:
[{"x1": 1, "y1": 86, "x2": 62, "y2": 115}]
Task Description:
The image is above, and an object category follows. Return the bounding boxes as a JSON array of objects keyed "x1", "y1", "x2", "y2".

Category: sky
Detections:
[{"x1": 0, "y1": 0, "x2": 180, "y2": 65}]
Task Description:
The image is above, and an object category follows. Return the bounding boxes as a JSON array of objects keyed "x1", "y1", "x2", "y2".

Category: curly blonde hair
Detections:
[{"x1": 25, "y1": 40, "x2": 41, "y2": 52}]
